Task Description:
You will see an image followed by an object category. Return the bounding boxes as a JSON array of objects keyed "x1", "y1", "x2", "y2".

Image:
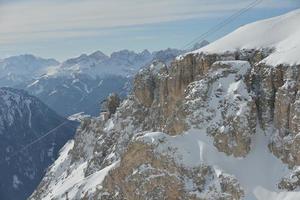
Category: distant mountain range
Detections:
[
  {"x1": 0, "y1": 42, "x2": 208, "y2": 117},
  {"x1": 0, "y1": 87, "x2": 76, "y2": 200}
]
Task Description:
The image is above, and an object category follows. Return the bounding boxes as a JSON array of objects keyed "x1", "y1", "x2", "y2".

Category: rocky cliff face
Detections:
[
  {"x1": 266, "y1": 65, "x2": 300, "y2": 167},
  {"x1": 29, "y1": 47, "x2": 300, "y2": 200}
]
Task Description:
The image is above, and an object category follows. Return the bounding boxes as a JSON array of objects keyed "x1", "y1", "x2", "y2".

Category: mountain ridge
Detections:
[
  {"x1": 0, "y1": 55, "x2": 59, "y2": 87},
  {"x1": 189, "y1": 8, "x2": 300, "y2": 66}
]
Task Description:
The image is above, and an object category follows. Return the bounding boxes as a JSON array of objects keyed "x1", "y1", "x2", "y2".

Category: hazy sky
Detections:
[{"x1": 0, "y1": 0, "x2": 299, "y2": 60}]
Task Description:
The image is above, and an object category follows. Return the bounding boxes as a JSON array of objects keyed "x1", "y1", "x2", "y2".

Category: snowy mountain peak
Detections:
[
  {"x1": 110, "y1": 49, "x2": 138, "y2": 59},
  {"x1": 89, "y1": 50, "x2": 109, "y2": 60},
  {"x1": 189, "y1": 8, "x2": 300, "y2": 66},
  {"x1": 141, "y1": 49, "x2": 151, "y2": 56},
  {"x1": 2, "y1": 54, "x2": 58, "y2": 65},
  {"x1": 191, "y1": 40, "x2": 209, "y2": 51}
]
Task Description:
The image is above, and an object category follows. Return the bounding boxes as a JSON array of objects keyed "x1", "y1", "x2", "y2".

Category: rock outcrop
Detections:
[
  {"x1": 185, "y1": 60, "x2": 257, "y2": 157},
  {"x1": 279, "y1": 168, "x2": 300, "y2": 191},
  {"x1": 264, "y1": 65, "x2": 300, "y2": 167}
]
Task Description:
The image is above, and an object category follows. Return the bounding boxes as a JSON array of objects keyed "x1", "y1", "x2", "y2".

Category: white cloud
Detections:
[{"x1": 0, "y1": 0, "x2": 295, "y2": 44}]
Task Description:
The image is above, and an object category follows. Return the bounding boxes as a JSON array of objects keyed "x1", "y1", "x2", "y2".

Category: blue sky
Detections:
[{"x1": 0, "y1": 0, "x2": 299, "y2": 61}]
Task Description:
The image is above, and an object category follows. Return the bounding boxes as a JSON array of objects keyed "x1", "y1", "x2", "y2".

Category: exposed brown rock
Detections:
[
  {"x1": 268, "y1": 65, "x2": 300, "y2": 167},
  {"x1": 289, "y1": 91, "x2": 300, "y2": 135},
  {"x1": 279, "y1": 168, "x2": 300, "y2": 191},
  {"x1": 96, "y1": 141, "x2": 244, "y2": 200},
  {"x1": 107, "y1": 93, "x2": 121, "y2": 116}
]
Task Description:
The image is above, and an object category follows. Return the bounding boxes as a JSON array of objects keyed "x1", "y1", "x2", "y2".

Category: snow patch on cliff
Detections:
[{"x1": 137, "y1": 125, "x2": 298, "y2": 200}]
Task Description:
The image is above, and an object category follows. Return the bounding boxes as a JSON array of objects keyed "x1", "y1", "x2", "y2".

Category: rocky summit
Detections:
[{"x1": 30, "y1": 9, "x2": 300, "y2": 200}]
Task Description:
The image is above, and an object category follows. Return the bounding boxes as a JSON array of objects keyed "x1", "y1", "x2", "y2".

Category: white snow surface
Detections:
[
  {"x1": 35, "y1": 140, "x2": 119, "y2": 200},
  {"x1": 188, "y1": 9, "x2": 300, "y2": 66},
  {"x1": 12, "y1": 175, "x2": 22, "y2": 189},
  {"x1": 68, "y1": 112, "x2": 90, "y2": 122}
]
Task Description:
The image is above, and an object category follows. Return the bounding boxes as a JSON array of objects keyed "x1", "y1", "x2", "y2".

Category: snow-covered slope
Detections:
[
  {"x1": 137, "y1": 129, "x2": 290, "y2": 200},
  {"x1": 190, "y1": 9, "x2": 300, "y2": 66},
  {"x1": 0, "y1": 88, "x2": 76, "y2": 200}
]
